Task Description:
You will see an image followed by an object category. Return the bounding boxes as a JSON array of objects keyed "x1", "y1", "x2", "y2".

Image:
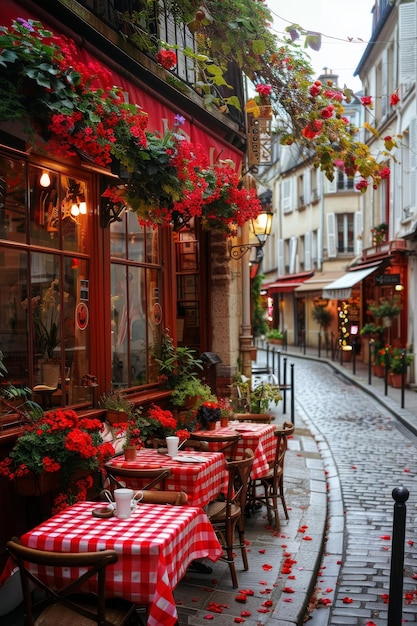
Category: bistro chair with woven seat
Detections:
[
  {"x1": 248, "y1": 421, "x2": 294, "y2": 530},
  {"x1": 189, "y1": 432, "x2": 241, "y2": 461},
  {"x1": 6, "y1": 537, "x2": 138, "y2": 626},
  {"x1": 233, "y1": 413, "x2": 273, "y2": 424},
  {"x1": 206, "y1": 448, "x2": 254, "y2": 588},
  {"x1": 104, "y1": 464, "x2": 172, "y2": 494}
]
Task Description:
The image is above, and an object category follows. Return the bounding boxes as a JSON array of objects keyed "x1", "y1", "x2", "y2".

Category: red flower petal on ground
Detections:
[
  {"x1": 204, "y1": 616, "x2": 214, "y2": 620},
  {"x1": 235, "y1": 595, "x2": 247, "y2": 603},
  {"x1": 283, "y1": 587, "x2": 295, "y2": 593},
  {"x1": 259, "y1": 580, "x2": 267, "y2": 585},
  {"x1": 234, "y1": 619, "x2": 245, "y2": 623},
  {"x1": 342, "y1": 597, "x2": 353, "y2": 603},
  {"x1": 303, "y1": 536, "x2": 313, "y2": 540},
  {"x1": 380, "y1": 535, "x2": 391, "y2": 540},
  {"x1": 239, "y1": 589, "x2": 254, "y2": 596},
  {"x1": 321, "y1": 598, "x2": 332, "y2": 606},
  {"x1": 408, "y1": 540, "x2": 414, "y2": 546},
  {"x1": 404, "y1": 468, "x2": 410, "y2": 472},
  {"x1": 262, "y1": 600, "x2": 273, "y2": 607},
  {"x1": 288, "y1": 575, "x2": 296, "y2": 579},
  {"x1": 241, "y1": 611, "x2": 251, "y2": 617},
  {"x1": 257, "y1": 608, "x2": 270, "y2": 613},
  {"x1": 326, "y1": 588, "x2": 333, "y2": 593},
  {"x1": 259, "y1": 549, "x2": 266, "y2": 554},
  {"x1": 262, "y1": 564, "x2": 273, "y2": 570},
  {"x1": 351, "y1": 465, "x2": 357, "y2": 469},
  {"x1": 366, "y1": 622, "x2": 377, "y2": 626},
  {"x1": 283, "y1": 598, "x2": 293, "y2": 602}
]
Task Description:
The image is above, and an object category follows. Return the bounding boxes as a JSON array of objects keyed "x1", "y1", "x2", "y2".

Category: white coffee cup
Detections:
[
  {"x1": 114, "y1": 488, "x2": 134, "y2": 519},
  {"x1": 166, "y1": 436, "x2": 179, "y2": 457}
]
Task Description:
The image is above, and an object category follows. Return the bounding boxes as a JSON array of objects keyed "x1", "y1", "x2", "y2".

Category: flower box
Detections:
[
  {"x1": 14, "y1": 471, "x2": 61, "y2": 496},
  {"x1": 106, "y1": 409, "x2": 130, "y2": 424}
]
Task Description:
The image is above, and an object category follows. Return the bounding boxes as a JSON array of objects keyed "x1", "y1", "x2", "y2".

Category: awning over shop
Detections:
[
  {"x1": 263, "y1": 272, "x2": 314, "y2": 293},
  {"x1": 323, "y1": 263, "x2": 383, "y2": 299},
  {"x1": 294, "y1": 271, "x2": 345, "y2": 295}
]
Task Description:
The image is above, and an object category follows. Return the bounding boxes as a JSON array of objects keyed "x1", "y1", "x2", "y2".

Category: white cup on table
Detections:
[
  {"x1": 166, "y1": 436, "x2": 179, "y2": 457},
  {"x1": 114, "y1": 488, "x2": 134, "y2": 519}
]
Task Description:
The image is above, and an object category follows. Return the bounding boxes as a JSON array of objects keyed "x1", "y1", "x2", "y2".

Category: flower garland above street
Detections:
[{"x1": 0, "y1": 18, "x2": 261, "y2": 235}]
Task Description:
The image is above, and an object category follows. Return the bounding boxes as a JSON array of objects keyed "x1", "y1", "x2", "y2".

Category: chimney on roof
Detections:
[{"x1": 318, "y1": 67, "x2": 339, "y2": 87}]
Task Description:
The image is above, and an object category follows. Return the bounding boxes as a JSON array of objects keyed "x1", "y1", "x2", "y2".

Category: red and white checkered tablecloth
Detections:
[
  {"x1": 106, "y1": 448, "x2": 226, "y2": 507},
  {"x1": 20, "y1": 500, "x2": 222, "y2": 626},
  {"x1": 193, "y1": 422, "x2": 276, "y2": 479}
]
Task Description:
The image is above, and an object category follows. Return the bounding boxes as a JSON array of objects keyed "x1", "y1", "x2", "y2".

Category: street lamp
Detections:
[{"x1": 229, "y1": 209, "x2": 273, "y2": 259}]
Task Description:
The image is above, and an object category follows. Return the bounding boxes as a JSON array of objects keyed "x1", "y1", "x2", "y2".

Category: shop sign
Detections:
[{"x1": 375, "y1": 274, "x2": 400, "y2": 285}]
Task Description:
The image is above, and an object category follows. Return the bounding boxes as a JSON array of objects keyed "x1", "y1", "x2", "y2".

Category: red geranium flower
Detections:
[{"x1": 155, "y1": 49, "x2": 177, "y2": 70}]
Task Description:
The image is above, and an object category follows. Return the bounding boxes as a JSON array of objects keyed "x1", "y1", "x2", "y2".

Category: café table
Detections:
[
  {"x1": 193, "y1": 421, "x2": 276, "y2": 479},
  {"x1": 20, "y1": 500, "x2": 222, "y2": 626},
  {"x1": 105, "y1": 447, "x2": 226, "y2": 507}
]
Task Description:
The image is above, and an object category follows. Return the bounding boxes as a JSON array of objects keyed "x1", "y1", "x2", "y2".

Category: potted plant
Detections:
[
  {"x1": 218, "y1": 397, "x2": 234, "y2": 427},
  {"x1": 99, "y1": 390, "x2": 136, "y2": 424},
  {"x1": 232, "y1": 375, "x2": 282, "y2": 415},
  {"x1": 152, "y1": 328, "x2": 204, "y2": 390},
  {"x1": 196, "y1": 401, "x2": 221, "y2": 430},
  {"x1": 0, "y1": 409, "x2": 115, "y2": 509},
  {"x1": 373, "y1": 344, "x2": 391, "y2": 377},
  {"x1": 389, "y1": 348, "x2": 413, "y2": 388},
  {"x1": 371, "y1": 223, "x2": 388, "y2": 245},
  {"x1": 134, "y1": 404, "x2": 192, "y2": 446},
  {"x1": 266, "y1": 329, "x2": 285, "y2": 345},
  {"x1": 368, "y1": 296, "x2": 401, "y2": 326},
  {"x1": 360, "y1": 323, "x2": 384, "y2": 339},
  {"x1": 116, "y1": 415, "x2": 145, "y2": 460},
  {"x1": 0, "y1": 350, "x2": 43, "y2": 421},
  {"x1": 170, "y1": 377, "x2": 217, "y2": 410}
]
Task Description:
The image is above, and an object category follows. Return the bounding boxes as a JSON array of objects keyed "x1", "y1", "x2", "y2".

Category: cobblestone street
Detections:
[{"x1": 294, "y1": 357, "x2": 417, "y2": 626}]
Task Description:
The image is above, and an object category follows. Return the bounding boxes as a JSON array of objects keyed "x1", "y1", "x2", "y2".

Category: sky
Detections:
[{"x1": 266, "y1": 0, "x2": 375, "y2": 92}]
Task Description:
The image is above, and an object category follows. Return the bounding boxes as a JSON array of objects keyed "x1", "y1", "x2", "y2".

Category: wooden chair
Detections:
[
  {"x1": 189, "y1": 432, "x2": 241, "y2": 460},
  {"x1": 206, "y1": 449, "x2": 254, "y2": 588},
  {"x1": 104, "y1": 464, "x2": 172, "y2": 493},
  {"x1": 248, "y1": 421, "x2": 295, "y2": 530},
  {"x1": 139, "y1": 490, "x2": 188, "y2": 505},
  {"x1": 6, "y1": 537, "x2": 137, "y2": 626},
  {"x1": 233, "y1": 413, "x2": 273, "y2": 424}
]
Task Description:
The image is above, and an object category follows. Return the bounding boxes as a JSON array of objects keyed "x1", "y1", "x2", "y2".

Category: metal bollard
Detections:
[
  {"x1": 401, "y1": 350, "x2": 406, "y2": 410},
  {"x1": 277, "y1": 350, "x2": 281, "y2": 384},
  {"x1": 290, "y1": 363, "x2": 295, "y2": 424},
  {"x1": 368, "y1": 340, "x2": 374, "y2": 385},
  {"x1": 388, "y1": 486, "x2": 409, "y2": 626},
  {"x1": 283, "y1": 357, "x2": 287, "y2": 414},
  {"x1": 352, "y1": 339, "x2": 356, "y2": 375}
]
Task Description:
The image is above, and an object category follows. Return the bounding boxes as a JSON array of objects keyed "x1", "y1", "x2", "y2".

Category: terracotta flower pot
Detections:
[
  {"x1": 124, "y1": 447, "x2": 137, "y2": 461},
  {"x1": 208, "y1": 421, "x2": 217, "y2": 431},
  {"x1": 106, "y1": 410, "x2": 129, "y2": 424},
  {"x1": 220, "y1": 417, "x2": 229, "y2": 428},
  {"x1": 373, "y1": 364, "x2": 385, "y2": 378},
  {"x1": 390, "y1": 373, "x2": 405, "y2": 389}
]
